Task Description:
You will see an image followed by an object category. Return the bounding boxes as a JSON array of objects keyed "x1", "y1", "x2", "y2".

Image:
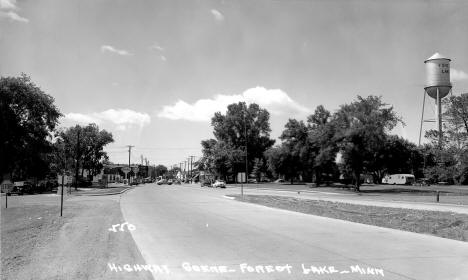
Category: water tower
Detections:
[{"x1": 418, "y1": 52, "x2": 452, "y2": 146}]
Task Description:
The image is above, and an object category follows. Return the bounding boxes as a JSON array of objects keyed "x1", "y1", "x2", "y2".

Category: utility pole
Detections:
[
  {"x1": 141, "y1": 155, "x2": 144, "y2": 165},
  {"x1": 126, "y1": 145, "x2": 134, "y2": 182},
  {"x1": 187, "y1": 157, "x2": 190, "y2": 183},
  {"x1": 74, "y1": 128, "x2": 81, "y2": 190},
  {"x1": 190, "y1": 156, "x2": 195, "y2": 183},
  {"x1": 242, "y1": 108, "x2": 248, "y2": 197},
  {"x1": 187, "y1": 157, "x2": 192, "y2": 183},
  {"x1": 180, "y1": 162, "x2": 183, "y2": 180}
]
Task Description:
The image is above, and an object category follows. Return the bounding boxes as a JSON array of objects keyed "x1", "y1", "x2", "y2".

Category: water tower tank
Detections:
[{"x1": 424, "y1": 52, "x2": 451, "y2": 99}]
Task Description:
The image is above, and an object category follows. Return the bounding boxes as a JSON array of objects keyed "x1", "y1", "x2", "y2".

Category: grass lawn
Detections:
[
  {"x1": 1, "y1": 195, "x2": 152, "y2": 280},
  {"x1": 231, "y1": 194, "x2": 468, "y2": 242}
]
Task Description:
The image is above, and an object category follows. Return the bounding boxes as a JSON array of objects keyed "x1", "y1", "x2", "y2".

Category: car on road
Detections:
[
  {"x1": 247, "y1": 178, "x2": 257, "y2": 184},
  {"x1": 212, "y1": 180, "x2": 226, "y2": 188},
  {"x1": 10, "y1": 181, "x2": 34, "y2": 195},
  {"x1": 167, "y1": 179, "x2": 173, "y2": 185},
  {"x1": 157, "y1": 179, "x2": 167, "y2": 185},
  {"x1": 414, "y1": 178, "x2": 430, "y2": 186},
  {"x1": 274, "y1": 179, "x2": 285, "y2": 183},
  {"x1": 200, "y1": 180, "x2": 213, "y2": 187}
]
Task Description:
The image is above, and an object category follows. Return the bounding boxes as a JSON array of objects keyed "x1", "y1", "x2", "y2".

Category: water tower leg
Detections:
[{"x1": 418, "y1": 91, "x2": 427, "y2": 146}]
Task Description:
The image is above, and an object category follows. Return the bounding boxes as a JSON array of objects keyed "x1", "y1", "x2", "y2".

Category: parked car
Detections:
[
  {"x1": 414, "y1": 178, "x2": 430, "y2": 186},
  {"x1": 200, "y1": 180, "x2": 213, "y2": 187},
  {"x1": 167, "y1": 179, "x2": 173, "y2": 185},
  {"x1": 157, "y1": 179, "x2": 167, "y2": 185},
  {"x1": 274, "y1": 179, "x2": 285, "y2": 183},
  {"x1": 12, "y1": 181, "x2": 34, "y2": 195},
  {"x1": 212, "y1": 180, "x2": 226, "y2": 188},
  {"x1": 247, "y1": 178, "x2": 257, "y2": 184}
]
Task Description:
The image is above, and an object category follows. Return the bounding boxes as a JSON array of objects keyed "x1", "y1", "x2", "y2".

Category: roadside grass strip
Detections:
[{"x1": 230, "y1": 195, "x2": 468, "y2": 242}]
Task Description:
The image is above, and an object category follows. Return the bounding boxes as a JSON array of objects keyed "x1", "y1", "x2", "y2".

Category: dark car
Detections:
[
  {"x1": 201, "y1": 180, "x2": 213, "y2": 187},
  {"x1": 11, "y1": 181, "x2": 34, "y2": 195}
]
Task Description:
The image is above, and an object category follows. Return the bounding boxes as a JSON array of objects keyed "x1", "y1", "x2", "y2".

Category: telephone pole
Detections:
[
  {"x1": 74, "y1": 128, "x2": 81, "y2": 190},
  {"x1": 126, "y1": 145, "x2": 134, "y2": 182},
  {"x1": 190, "y1": 156, "x2": 195, "y2": 183},
  {"x1": 187, "y1": 157, "x2": 191, "y2": 183}
]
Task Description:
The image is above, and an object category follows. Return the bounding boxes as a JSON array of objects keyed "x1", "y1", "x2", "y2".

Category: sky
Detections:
[{"x1": 1, "y1": 0, "x2": 468, "y2": 167}]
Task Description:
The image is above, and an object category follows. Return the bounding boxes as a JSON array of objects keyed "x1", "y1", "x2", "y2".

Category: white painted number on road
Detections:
[{"x1": 108, "y1": 222, "x2": 136, "y2": 232}]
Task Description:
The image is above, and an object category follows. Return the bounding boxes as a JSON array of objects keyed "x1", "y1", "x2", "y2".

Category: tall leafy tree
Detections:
[
  {"x1": 278, "y1": 119, "x2": 310, "y2": 182},
  {"x1": 1, "y1": 74, "x2": 62, "y2": 180},
  {"x1": 333, "y1": 96, "x2": 401, "y2": 191},
  {"x1": 202, "y1": 102, "x2": 275, "y2": 179},
  {"x1": 58, "y1": 124, "x2": 113, "y2": 186},
  {"x1": 265, "y1": 145, "x2": 301, "y2": 184},
  {"x1": 307, "y1": 105, "x2": 338, "y2": 185},
  {"x1": 154, "y1": 165, "x2": 168, "y2": 177},
  {"x1": 369, "y1": 135, "x2": 423, "y2": 183},
  {"x1": 423, "y1": 93, "x2": 468, "y2": 184}
]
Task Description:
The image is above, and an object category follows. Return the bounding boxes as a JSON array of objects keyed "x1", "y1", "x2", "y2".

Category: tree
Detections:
[
  {"x1": 277, "y1": 119, "x2": 310, "y2": 183},
  {"x1": 368, "y1": 135, "x2": 423, "y2": 183},
  {"x1": 307, "y1": 105, "x2": 338, "y2": 185},
  {"x1": 1, "y1": 74, "x2": 62, "y2": 180},
  {"x1": 265, "y1": 145, "x2": 301, "y2": 184},
  {"x1": 333, "y1": 96, "x2": 401, "y2": 191},
  {"x1": 201, "y1": 102, "x2": 275, "y2": 180},
  {"x1": 154, "y1": 165, "x2": 168, "y2": 177},
  {"x1": 423, "y1": 93, "x2": 468, "y2": 184},
  {"x1": 265, "y1": 106, "x2": 338, "y2": 185},
  {"x1": 57, "y1": 124, "x2": 113, "y2": 187}
]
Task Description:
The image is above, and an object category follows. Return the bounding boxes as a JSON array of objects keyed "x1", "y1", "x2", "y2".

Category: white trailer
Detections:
[{"x1": 382, "y1": 174, "x2": 415, "y2": 185}]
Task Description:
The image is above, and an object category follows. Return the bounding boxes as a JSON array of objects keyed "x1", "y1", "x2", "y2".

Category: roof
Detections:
[{"x1": 425, "y1": 52, "x2": 451, "y2": 62}]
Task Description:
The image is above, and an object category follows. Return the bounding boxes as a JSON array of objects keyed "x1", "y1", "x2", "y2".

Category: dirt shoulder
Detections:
[
  {"x1": 1, "y1": 194, "x2": 153, "y2": 280},
  {"x1": 231, "y1": 194, "x2": 468, "y2": 242}
]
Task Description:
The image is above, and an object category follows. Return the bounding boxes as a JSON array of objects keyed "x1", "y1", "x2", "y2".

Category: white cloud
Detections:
[
  {"x1": 210, "y1": 9, "x2": 224, "y2": 21},
  {"x1": 2, "y1": 10, "x2": 28, "y2": 22},
  {"x1": 0, "y1": 0, "x2": 29, "y2": 23},
  {"x1": 65, "y1": 113, "x2": 98, "y2": 124},
  {"x1": 451, "y1": 68, "x2": 468, "y2": 81},
  {"x1": 100, "y1": 45, "x2": 133, "y2": 56},
  {"x1": 149, "y1": 43, "x2": 164, "y2": 51},
  {"x1": 160, "y1": 55, "x2": 167, "y2": 62},
  {"x1": 64, "y1": 109, "x2": 150, "y2": 130},
  {"x1": 157, "y1": 87, "x2": 310, "y2": 122},
  {"x1": 0, "y1": 0, "x2": 16, "y2": 10}
]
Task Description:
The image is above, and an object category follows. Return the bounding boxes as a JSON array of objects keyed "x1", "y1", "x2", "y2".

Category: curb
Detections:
[{"x1": 73, "y1": 187, "x2": 133, "y2": 196}]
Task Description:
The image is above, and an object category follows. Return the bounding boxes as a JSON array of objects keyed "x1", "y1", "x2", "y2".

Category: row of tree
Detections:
[
  {"x1": 1, "y1": 75, "x2": 114, "y2": 183},
  {"x1": 200, "y1": 94, "x2": 468, "y2": 190}
]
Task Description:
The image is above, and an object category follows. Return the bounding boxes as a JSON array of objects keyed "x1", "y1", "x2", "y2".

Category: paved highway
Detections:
[{"x1": 120, "y1": 184, "x2": 468, "y2": 280}]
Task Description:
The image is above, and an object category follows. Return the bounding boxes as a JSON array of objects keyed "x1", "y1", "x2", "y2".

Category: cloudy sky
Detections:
[{"x1": 1, "y1": 0, "x2": 468, "y2": 167}]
